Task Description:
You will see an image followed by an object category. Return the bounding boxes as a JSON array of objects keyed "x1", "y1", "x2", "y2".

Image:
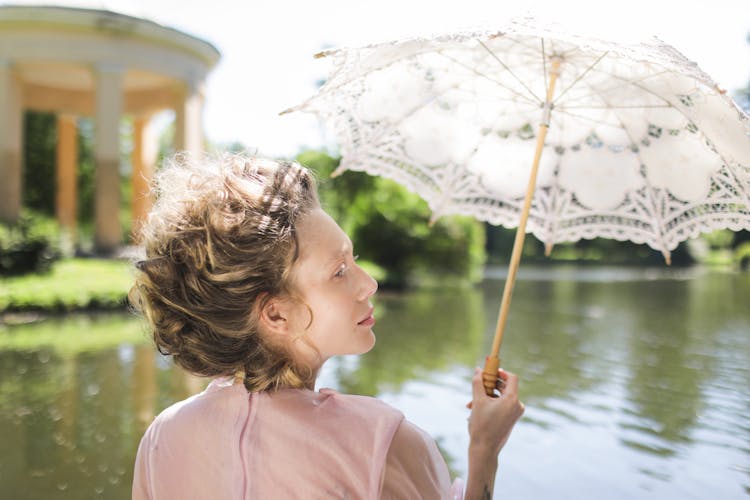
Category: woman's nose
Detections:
[{"x1": 357, "y1": 265, "x2": 378, "y2": 300}]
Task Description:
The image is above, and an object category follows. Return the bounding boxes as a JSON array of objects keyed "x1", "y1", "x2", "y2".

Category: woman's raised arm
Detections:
[{"x1": 464, "y1": 368, "x2": 524, "y2": 500}]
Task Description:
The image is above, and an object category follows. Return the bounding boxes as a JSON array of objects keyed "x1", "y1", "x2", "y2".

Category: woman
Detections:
[{"x1": 131, "y1": 154, "x2": 524, "y2": 499}]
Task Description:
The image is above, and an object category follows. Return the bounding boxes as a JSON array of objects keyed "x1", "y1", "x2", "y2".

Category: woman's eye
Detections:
[
  {"x1": 334, "y1": 264, "x2": 347, "y2": 278},
  {"x1": 334, "y1": 254, "x2": 358, "y2": 279}
]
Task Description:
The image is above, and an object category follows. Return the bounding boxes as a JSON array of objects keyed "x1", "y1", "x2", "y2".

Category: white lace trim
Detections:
[{"x1": 291, "y1": 18, "x2": 750, "y2": 258}]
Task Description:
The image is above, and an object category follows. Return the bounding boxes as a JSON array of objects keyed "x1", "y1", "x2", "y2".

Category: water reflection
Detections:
[
  {"x1": 335, "y1": 287, "x2": 485, "y2": 395},
  {"x1": 0, "y1": 268, "x2": 748, "y2": 499},
  {"x1": 0, "y1": 314, "x2": 203, "y2": 500},
  {"x1": 488, "y1": 267, "x2": 749, "y2": 499},
  {"x1": 621, "y1": 279, "x2": 707, "y2": 457}
]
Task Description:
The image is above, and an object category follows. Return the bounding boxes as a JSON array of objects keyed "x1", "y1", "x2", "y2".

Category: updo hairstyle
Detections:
[{"x1": 129, "y1": 154, "x2": 319, "y2": 391}]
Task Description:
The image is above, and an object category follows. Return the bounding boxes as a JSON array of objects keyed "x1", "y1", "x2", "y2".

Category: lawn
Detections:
[{"x1": 0, "y1": 258, "x2": 133, "y2": 313}]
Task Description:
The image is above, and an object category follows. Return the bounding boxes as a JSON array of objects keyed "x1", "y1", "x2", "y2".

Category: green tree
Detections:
[
  {"x1": 485, "y1": 216, "x2": 694, "y2": 265},
  {"x1": 76, "y1": 117, "x2": 96, "y2": 225},
  {"x1": 22, "y1": 112, "x2": 57, "y2": 216},
  {"x1": 296, "y1": 150, "x2": 486, "y2": 288}
]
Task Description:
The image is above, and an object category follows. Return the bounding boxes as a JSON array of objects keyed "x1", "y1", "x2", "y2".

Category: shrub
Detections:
[
  {"x1": 736, "y1": 242, "x2": 750, "y2": 271},
  {"x1": 0, "y1": 211, "x2": 62, "y2": 276}
]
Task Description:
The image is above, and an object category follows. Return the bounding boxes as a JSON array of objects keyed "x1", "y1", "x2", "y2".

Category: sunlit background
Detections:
[{"x1": 1, "y1": 1, "x2": 749, "y2": 499}]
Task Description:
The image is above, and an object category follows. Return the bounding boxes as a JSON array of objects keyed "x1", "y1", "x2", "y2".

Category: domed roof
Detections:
[{"x1": 0, "y1": 4, "x2": 221, "y2": 115}]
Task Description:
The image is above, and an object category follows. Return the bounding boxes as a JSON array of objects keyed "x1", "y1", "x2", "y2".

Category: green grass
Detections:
[{"x1": 0, "y1": 258, "x2": 133, "y2": 313}]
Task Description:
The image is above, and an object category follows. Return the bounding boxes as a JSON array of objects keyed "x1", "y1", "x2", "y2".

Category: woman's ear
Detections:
[{"x1": 257, "y1": 296, "x2": 295, "y2": 338}]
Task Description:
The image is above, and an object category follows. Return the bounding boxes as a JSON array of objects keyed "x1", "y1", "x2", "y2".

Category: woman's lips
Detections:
[{"x1": 358, "y1": 308, "x2": 375, "y2": 326}]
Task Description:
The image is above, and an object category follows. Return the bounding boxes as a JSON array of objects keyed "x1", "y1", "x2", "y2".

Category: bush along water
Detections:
[{"x1": 0, "y1": 211, "x2": 62, "y2": 276}]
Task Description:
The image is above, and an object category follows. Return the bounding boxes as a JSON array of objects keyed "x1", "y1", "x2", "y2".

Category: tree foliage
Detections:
[
  {"x1": 76, "y1": 118, "x2": 97, "y2": 225},
  {"x1": 0, "y1": 210, "x2": 61, "y2": 275},
  {"x1": 22, "y1": 112, "x2": 57, "y2": 215},
  {"x1": 296, "y1": 150, "x2": 486, "y2": 287}
]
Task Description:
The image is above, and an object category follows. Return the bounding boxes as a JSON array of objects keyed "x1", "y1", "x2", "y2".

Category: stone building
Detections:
[{"x1": 0, "y1": 5, "x2": 220, "y2": 252}]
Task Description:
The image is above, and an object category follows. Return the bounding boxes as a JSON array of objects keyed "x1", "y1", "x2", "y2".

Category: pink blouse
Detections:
[{"x1": 133, "y1": 378, "x2": 463, "y2": 499}]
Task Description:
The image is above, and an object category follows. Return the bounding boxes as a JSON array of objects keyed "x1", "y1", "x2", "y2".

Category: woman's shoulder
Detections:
[
  {"x1": 320, "y1": 388, "x2": 403, "y2": 415},
  {"x1": 262, "y1": 386, "x2": 404, "y2": 425},
  {"x1": 134, "y1": 380, "x2": 252, "y2": 498},
  {"x1": 145, "y1": 380, "x2": 405, "y2": 443},
  {"x1": 146, "y1": 377, "x2": 248, "y2": 435}
]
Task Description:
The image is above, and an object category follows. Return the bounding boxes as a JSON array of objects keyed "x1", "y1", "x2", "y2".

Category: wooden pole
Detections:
[{"x1": 482, "y1": 58, "x2": 561, "y2": 395}]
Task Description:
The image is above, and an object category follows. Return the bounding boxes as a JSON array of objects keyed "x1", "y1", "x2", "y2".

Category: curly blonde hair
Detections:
[{"x1": 129, "y1": 153, "x2": 319, "y2": 391}]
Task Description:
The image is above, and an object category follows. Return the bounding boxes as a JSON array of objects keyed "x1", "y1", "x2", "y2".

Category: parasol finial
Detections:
[{"x1": 663, "y1": 250, "x2": 672, "y2": 266}]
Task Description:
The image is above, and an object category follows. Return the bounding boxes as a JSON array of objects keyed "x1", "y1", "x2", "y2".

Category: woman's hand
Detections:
[
  {"x1": 464, "y1": 367, "x2": 524, "y2": 499},
  {"x1": 467, "y1": 367, "x2": 524, "y2": 457}
]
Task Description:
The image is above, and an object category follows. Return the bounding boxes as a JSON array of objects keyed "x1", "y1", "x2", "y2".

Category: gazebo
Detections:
[{"x1": 0, "y1": 5, "x2": 220, "y2": 252}]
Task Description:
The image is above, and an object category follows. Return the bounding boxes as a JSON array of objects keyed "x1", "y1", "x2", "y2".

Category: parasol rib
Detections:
[
  {"x1": 553, "y1": 51, "x2": 609, "y2": 105},
  {"x1": 439, "y1": 52, "x2": 538, "y2": 106},
  {"x1": 559, "y1": 104, "x2": 672, "y2": 110},
  {"x1": 541, "y1": 38, "x2": 549, "y2": 99},
  {"x1": 556, "y1": 69, "x2": 676, "y2": 108},
  {"x1": 478, "y1": 39, "x2": 542, "y2": 103}
]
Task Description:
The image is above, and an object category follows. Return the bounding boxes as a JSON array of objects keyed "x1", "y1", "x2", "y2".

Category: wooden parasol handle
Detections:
[{"x1": 483, "y1": 58, "x2": 561, "y2": 395}]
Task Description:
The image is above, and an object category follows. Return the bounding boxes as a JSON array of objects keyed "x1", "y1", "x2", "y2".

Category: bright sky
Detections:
[{"x1": 6, "y1": 0, "x2": 750, "y2": 157}]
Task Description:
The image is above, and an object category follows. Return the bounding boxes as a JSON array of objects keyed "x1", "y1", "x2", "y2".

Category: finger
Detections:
[
  {"x1": 503, "y1": 371, "x2": 520, "y2": 394},
  {"x1": 495, "y1": 369, "x2": 510, "y2": 395},
  {"x1": 471, "y1": 367, "x2": 485, "y2": 400}
]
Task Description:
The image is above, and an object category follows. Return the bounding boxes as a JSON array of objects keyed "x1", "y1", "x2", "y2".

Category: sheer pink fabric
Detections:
[
  {"x1": 133, "y1": 378, "x2": 463, "y2": 499},
  {"x1": 382, "y1": 419, "x2": 464, "y2": 499}
]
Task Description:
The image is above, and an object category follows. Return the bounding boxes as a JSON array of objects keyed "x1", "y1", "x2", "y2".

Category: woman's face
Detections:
[{"x1": 286, "y1": 207, "x2": 378, "y2": 366}]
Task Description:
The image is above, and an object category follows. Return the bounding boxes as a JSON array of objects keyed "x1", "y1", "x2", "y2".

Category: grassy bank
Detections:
[{"x1": 0, "y1": 258, "x2": 132, "y2": 313}]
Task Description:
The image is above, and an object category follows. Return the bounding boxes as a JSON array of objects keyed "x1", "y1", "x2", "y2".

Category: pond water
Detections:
[{"x1": 0, "y1": 265, "x2": 748, "y2": 499}]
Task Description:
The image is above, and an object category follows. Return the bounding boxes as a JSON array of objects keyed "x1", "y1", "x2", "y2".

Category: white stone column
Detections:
[
  {"x1": 0, "y1": 60, "x2": 23, "y2": 223},
  {"x1": 131, "y1": 114, "x2": 158, "y2": 241},
  {"x1": 56, "y1": 114, "x2": 78, "y2": 237},
  {"x1": 94, "y1": 64, "x2": 123, "y2": 253},
  {"x1": 174, "y1": 79, "x2": 205, "y2": 155}
]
